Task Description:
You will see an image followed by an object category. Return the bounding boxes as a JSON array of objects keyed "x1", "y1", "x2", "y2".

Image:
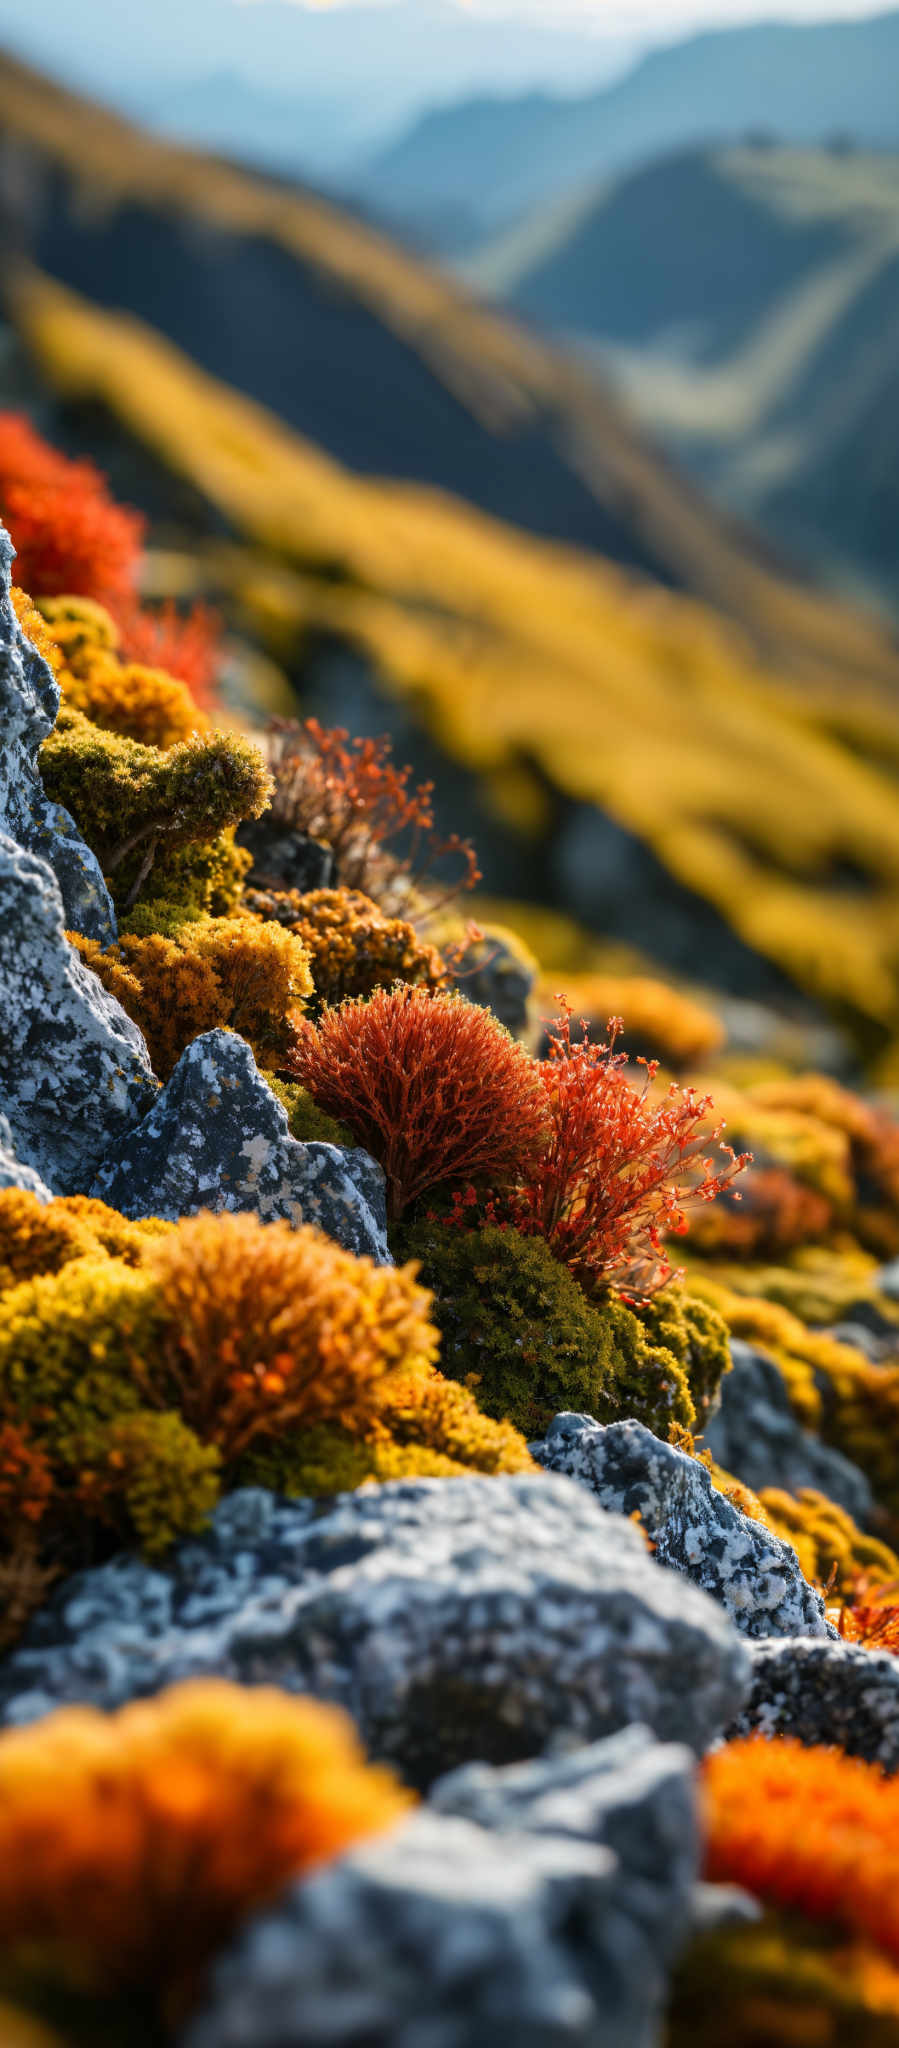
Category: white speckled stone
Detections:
[
  {"x1": 532, "y1": 1413, "x2": 834, "y2": 1640},
  {"x1": 0, "y1": 524, "x2": 116, "y2": 943},
  {"x1": 0, "y1": 833, "x2": 156, "y2": 1193},
  {"x1": 90, "y1": 1030, "x2": 390, "y2": 1259}
]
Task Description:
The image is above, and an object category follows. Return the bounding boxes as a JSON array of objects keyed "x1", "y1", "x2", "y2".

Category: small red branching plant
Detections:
[
  {"x1": 0, "y1": 412, "x2": 143, "y2": 605},
  {"x1": 461, "y1": 1005, "x2": 748, "y2": 1299},
  {"x1": 289, "y1": 986, "x2": 548, "y2": 1223},
  {"x1": 263, "y1": 718, "x2": 480, "y2": 917},
  {"x1": 117, "y1": 599, "x2": 222, "y2": 711},
  {"x1": 833, "y1": 1575, "x2": 899, "y2": 1654}
]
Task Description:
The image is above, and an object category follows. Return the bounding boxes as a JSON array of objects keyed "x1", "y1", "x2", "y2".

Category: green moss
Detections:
[
  {"x1": 119, "y1": 832, "x2": 252, "y2": 937},
  {"x1": 240, "y1": 1423, "x2": 469, "y2": 1496},
  {"x1": 637, "y1": 1287, "x2": 731, "y2": 1423},
  {"x1": 267, "y1": 1078, "x2": 355, "y2": 1149},
  {"x1": 397, "y1": 1221, "x2": 696, "y2": 1438},
  {"x1": 39, "y1": 707, "x2": 271, "y2": 919}
]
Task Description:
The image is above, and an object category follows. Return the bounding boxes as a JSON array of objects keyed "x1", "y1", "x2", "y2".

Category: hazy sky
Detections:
[{"x1": 287, "y1": 0, "x2": 894, "y2": 16}]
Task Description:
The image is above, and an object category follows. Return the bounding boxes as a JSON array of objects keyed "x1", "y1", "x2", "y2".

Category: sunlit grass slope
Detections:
[
  {"x1": 17, "y1": 268, "x2": 899, "y2": 1061},
  {"x1": 1, "y1": 48, "x2": 899, "y2": 698}
]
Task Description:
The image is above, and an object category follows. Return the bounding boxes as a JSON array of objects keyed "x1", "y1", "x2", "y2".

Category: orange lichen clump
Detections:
[
  {"x1": 246, "y1": 885, "x2": 447, "y2": 1008},
  {"x1": 139, "y1": 1210, "x2": 440, "y2": 1460},
  {"x1": 291, "y1": 986, "x2": 549, "y2": 1221},
  {"x1": 0, "y1": 1679, "x2": 411, "y2": 2014},
  {"x1": 73, "y1": 916, "x2": 313, "y2": 1078},
  {"x1": 0, "y1": 1189, "x2": 170, "y2": 1293},
  {"x1": 703, "y1": 1738, "x2": 899, "y2": 1961}
]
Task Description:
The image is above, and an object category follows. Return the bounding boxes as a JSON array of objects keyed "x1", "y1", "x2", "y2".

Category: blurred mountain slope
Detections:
[
  {"x1": 14, "y1": 265, "x2": 899, "y2": 1064},
  {"x1": 470, "y1": 144, "x2": 899, "y2": 612},
  {"x1": 365, "y1": 9, "x2": 899, "y2": 237}
]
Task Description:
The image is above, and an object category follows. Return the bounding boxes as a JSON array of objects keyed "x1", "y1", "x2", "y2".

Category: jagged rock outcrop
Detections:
[
  {"x1": 0, "y1": 527, "x2": 115, "y2": 943},
  {"x1": 532, "y1": 1413, "x2": 834, "y2": 1640},
  {"x1": 735, "y1": 1635, "x2": 899, "y2": 1770},
  {"x1": 0, "y1": 834, "x2": 156, "y2": 1193},
  {"x1": 184, "y1": 1730, "x2": 700, "y2": 2048},
  {"x1": 702, "y1": 1338, "x2": 874, "y2": 1521},
  {"x1": 0, "y1": 1477, "x2": 749, "y2": 1777},
  {"x1": 0, "y1": 1112, "x2": 52, "y2": 1199},
  {"x1": 90, "y1": 1031, "x2": 390, "y2": 1261}
]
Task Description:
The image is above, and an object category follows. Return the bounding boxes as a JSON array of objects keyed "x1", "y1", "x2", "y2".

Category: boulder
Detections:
[
  {"x1": 0, "y1": 1476, "x2": 749, "y2": 1777},
  {"x1": 184, "y1": 1729, "x2": 700, "y2": 2048},
  {"x1": 0, "y1": 528, "x2": 115, "y2": 943},
  {"x1": 90, "y1": 1031, "x2": 389, "y2": 1261},
  {"x1": 735, "y1": 1635, "x2": 899, "y2": 1770},
  {"x1": 701, "y1": 1339, "x2": 873, "y2": 1524},
  {"x1": 0, "y1": 834, "x2": 156, "y2": 1193},
  {"x1": 0, "y1": 1113, "x2": 52, "y2": 1200},
  {"x1": 532, "y1": 1413, "x2": 834, "y2": 1640}
]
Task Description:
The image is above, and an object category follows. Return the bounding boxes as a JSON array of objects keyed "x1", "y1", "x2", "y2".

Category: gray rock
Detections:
[
  {"x1": 90, "y1": 1030, "x2": 389, "y2": 1261},
  {"x1": 0, "y1": 1476, "x2": 749, "y2": 1778},
  {"x1": 449, "y1": 928, "x2": 536, "y2": 1040},
  {"x1": 826, "y1": 1319, "x2": 899, "y2": 1364},
  {"x1": 0, "y1": 1112, "x2": 52, "y2": 1199},
  {"x1": 702, "y1": 1338, "x2": 873, "y2": 1524},
  {"x1": 735, "y1": 1635, "x2": 899, "y2": 1769},
  {"x1": 185, "y1": 1729, "x2": 700, "y2": 2048},
  {"x1": 0, "y1": 526, "x2": 115, "y2": 943},
  {"x1": 879, "y1": 1258, "x2": 899, "y2": 1303},
  {"x1": 0, "y1": 834, "x2": 156, "y2": 1193},
  {"x1": 532, "y1": 1413, "x2": 834, "y2": 1641}
]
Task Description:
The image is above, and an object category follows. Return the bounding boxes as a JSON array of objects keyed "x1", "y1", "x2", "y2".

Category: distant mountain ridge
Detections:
[
  {"x1": 467, "y1": 142, "x2": 899, "y2": 613},
  {"x1": 366, "y1": 10, "x2": 899, "y2": 240}
]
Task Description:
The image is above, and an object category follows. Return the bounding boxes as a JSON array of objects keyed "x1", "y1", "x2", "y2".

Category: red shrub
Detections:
[
  {"x1": 0, "y1": 413, "x2": 143, "y2": 605},
  {"x1": 264, "y1": 719, "x2": 480, "y2": 914},
  {"x1": 117, "y1": 599, "x2": 222, "y2": 710},
  {"x1": 501, "y1": 1006, "x2": 748, "y2": 1299},
  {"x1": 289, "y1": 986, "x2": 548, "y2": 1221}
]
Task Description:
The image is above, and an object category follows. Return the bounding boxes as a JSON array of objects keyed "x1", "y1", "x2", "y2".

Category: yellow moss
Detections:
[
  {"x1": 61, "y1": 656, "x2": 208, "y2": 749},
  {"x1": 0, "y1": 1189, "x2": 171, "y2": 1294},
  {"x1": 536, "y1": 972, "x2": 725, "y2": 1070},
  {"x1": 758, "y1": 1487, "x2": 899, "y2": 1599},
  {"x1": 10, "y1": 585, "x2": 62, "y2": 675}
]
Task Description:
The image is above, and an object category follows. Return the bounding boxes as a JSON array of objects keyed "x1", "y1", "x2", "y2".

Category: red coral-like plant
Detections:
[
  {"x1": 501, "y1": 1006, "x2": 748, "y2": 1299},
  {"x1": 116, "y1": 598, "x2": 222, "y2": 710},
  {"x1": 263, "y1": 718, "x2": 480, "y2": 915},
  {"x1": 0, "y1": 413, "x2": 143, "y2": 605},
  {"x1": 289, "y1": 986, "x2": 549, "y2": 1221}
]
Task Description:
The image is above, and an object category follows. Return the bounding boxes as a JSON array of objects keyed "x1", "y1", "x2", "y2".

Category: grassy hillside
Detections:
[
  {"x1": 365, "y1": 10, "x2": 899, "y2": 239},
  {"x1": 0, "y1": 54, "x2": 897, "y2": 699},
  {"x1": 471, "y1": 144, "x2": 899, "y2": 614},
  {"x1": 14, "y1": 265, "x2": 899, "y2": 1070}
]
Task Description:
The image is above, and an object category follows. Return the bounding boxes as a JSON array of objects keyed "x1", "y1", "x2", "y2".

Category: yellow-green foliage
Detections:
[
  {"x1": 119, "y1": 829, "x2": 253, "y2": 936},
  {"x1": 0, "y1": 1210, "x2": 532, "y2": 1616},
  {"x1": 39, "y1": 706, "x2": 271, "y2": 917},
  {"x1": 268, "y1": 1078, "x2": 355, "y2": 1149},
  {"x1": 398, "y1": 1222, "x2": 710, "y2": 1438},
  {"x1": 245, "y1": 885, "x2": 446, "y2": 1010},
  {"x1": 73, "y1": 915, "x2": 313, "y2": 1078},
  {"x1": 637, "y1": 1287, "x2": 731, "y2": 1424},
  {"x1": 0, "y1": 1189, "x2": 171, "y2": 1293},
  {"x1": 38, "y1": 592, "x2": 121, "y2": 668},
  {"x1": 667, "y1": 1916, "x2": 899, "y2": 2047},
  {"x1": 19, "y1": 267, "x2": 899, "y2": 1067},
  {"x1": 35, "y1": 591, "x2": 207, "y2": 748},
  {"x1": 758, "y1": 1486, "x2": 899, "y2": 1600},
  {"x1": 688, "y1": 1242, "x2": 893, "y2": 1328}
]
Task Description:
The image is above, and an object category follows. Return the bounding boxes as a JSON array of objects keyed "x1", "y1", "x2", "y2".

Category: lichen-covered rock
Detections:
[
  {"x1": 0, "y1": 1113, "x2": 52, "y2": 1200},
  {"x1": 0, "y1": 1477, "x2": 749, "y2": 1776},
  {"x1": 532, "y1": 1413, "x2": 833, "y2": 1641},
  {"x1": 0, "y1": 528, "x2": 115, "y2": 943},
  {"x1": 185, "y1": 1730, "x2": 699, "y2": 2048},
  {"x1": 701, "y1": 1339, "x2": 873, "y2": 1524},
  {"x1": 0, "y1": 834, "x2": 156, "y2": 1193},
  {"x1": 90, "y1": 1031, "x2": 389, "y2": 1261},
  {"x1": 735, "y1": 1635, "x2": 899, "y2": 1770}
]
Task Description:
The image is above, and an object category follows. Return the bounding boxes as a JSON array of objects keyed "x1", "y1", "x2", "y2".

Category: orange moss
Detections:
[
  {"x1": 703, "y1": 1738, "x2": 899, "y2": 1960},
  {"x1": 246, "y1": 885, "x2": 446, "y2": 1009},
  {"x1": 0, "y1": 1679, "x2": 411, "y2": 2015},
  {"x1": 0, "y1": 1189, "x2": 170, "y2": 1293}
]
